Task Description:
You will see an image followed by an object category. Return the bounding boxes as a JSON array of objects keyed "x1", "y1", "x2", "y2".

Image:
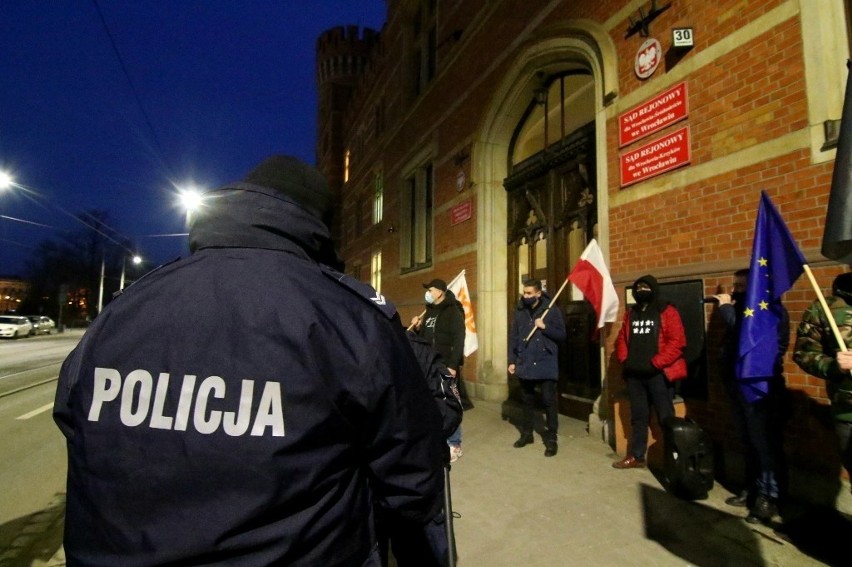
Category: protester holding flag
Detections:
[
  {"x1": 411, "y1": 278, "x2": 469, "y2": 462},
  {"x1": 714, "y1": 269, "x2": 790, "y2": 523},
  {"x1": 727, "y1": 191, "x2": 807, "y2": 524},
  {"x1": 613, "y1": 275, "x2": 687, "y2": 470},
  {"x1": 508, "y1": 279, "x2": 567, "y2": 457},
  {"x1": 794, "y1": 272, "x2": 852, "y2": 489}
]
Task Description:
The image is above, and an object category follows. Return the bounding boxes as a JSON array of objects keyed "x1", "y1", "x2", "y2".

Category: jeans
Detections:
[
  {"x1": 519, "y1": 379, "x2": 558, "y2": 441},
  {"x1": 626, "y1": 373, "x2": 674, "y2": 460},
  {"x1": 447, "y1": 425, "x2": 462, "y2": 446},
  {"x1": 725, "y1": 375, "x2": 788, "y2": 500}
]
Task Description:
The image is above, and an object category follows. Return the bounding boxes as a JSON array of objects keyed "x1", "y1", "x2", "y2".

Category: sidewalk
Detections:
[
  {"x1": 41, "y1": 401, "x2": 850, "y2": 566},
  {"x1": 449, "y1": 400, "x2": 848, "y2": 566}
]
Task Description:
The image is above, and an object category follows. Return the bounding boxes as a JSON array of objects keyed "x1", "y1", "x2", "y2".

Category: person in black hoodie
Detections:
[
  {"x1": 54, "y1": 155, "x2": 444, "y2": 567},
  {"x1": 411, "y1": 278, "x2": 469, "y2": 461},
  {"x1": 507, "y1": 279, "x2": 567, "y2": 457},
  {"x1": 613, "y1": 275, "x2": 688, "y2": 469}
]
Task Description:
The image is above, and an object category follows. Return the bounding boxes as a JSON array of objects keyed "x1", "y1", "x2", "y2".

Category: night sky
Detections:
[{"x1": 0, "y1": 1, "x2": 385, "y2": 277}]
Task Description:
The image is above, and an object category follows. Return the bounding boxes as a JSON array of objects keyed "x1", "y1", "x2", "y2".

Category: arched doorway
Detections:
[
  {"x1": 505, "y1": 71, "x2": 599, "y2": 419},
  {"x1": 471, "y1": 23, "x2": 618, "y2": 423}
]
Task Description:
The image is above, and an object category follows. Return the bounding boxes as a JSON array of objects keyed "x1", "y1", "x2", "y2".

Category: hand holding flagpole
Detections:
[{"x1": 523, "y1": 276, "x2": 571, "y2": 342}]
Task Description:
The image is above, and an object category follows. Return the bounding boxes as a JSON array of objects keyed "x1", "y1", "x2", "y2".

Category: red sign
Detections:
[
  {"x1": 620, "y1": 126, "x2": 691, "y2": 188},
  {"x1": 619, "y1": 82, "x2": 688, "y2": 147},
  {"x1": 450, "y1": 199, "x2": 472, "y2": 225}
]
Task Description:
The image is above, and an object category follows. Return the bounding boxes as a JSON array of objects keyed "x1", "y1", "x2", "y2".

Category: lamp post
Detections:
[{"x1": 119, "y1": 254, "x2": 142, "y2": 290}]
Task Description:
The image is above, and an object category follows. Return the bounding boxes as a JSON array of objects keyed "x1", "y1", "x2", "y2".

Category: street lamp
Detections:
[
  {"x1": 119, "y1": 254, "x2": 143, "y2": 290},
  {"x1": 177, "y1": 186, "x2": 204, "y2": 224},
  {"x1": 98, "y1": 252, "x2": 143, "y2": 313},
  {"x1": 0, "y1": 171, "x2": 13, "y2": 190}
]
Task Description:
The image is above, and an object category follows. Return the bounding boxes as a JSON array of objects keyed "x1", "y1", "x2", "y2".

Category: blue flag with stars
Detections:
[{"x1": 736, "y1": 191, "x2": 805, "y2": 402}]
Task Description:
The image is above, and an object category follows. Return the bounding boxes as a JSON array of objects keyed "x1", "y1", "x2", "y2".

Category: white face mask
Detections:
[{"x1": 424, "y1": 291, "x2": 435, "y2": 304}]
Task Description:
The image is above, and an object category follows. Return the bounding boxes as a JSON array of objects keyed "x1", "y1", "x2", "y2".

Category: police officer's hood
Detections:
[{"x1": 189, "y1": 155, "x2": 343, "y2": 269}]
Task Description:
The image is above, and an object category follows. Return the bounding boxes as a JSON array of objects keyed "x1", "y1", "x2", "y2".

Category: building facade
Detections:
[
  {"x1": 0, "y1": 276, "x2": 29, "y2": 314},
  {"x1": 316, "y1": 0, "x2": 852, "y2": 491}
]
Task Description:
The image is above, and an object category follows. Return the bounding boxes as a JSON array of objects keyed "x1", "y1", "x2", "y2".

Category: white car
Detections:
[
  {"x1": 27, "y1": 315, "x2": 56, "y2": 335},
  {"x1": 0, "y1": 315, "x2": 33, "y2": 339}
]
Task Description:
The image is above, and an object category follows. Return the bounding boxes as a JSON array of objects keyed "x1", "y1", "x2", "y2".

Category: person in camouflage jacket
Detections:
[{"x1": 793, "y1": 272, "x2": 852, "y2": 480}]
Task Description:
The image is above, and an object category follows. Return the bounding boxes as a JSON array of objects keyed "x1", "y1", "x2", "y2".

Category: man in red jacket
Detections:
[{"x1": 612, "y1": 274, "x2": 687, "y2": 469}]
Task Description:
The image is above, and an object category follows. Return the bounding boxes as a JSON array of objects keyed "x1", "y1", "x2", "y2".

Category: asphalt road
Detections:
[{"x1": 0, "y1": 329, "x2": 84, "y2": 566}]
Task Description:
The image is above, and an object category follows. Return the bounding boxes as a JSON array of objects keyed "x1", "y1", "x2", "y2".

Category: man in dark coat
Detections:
[
  {"x1": 507, "y1": 278, "x2": 567, "y2": 457},
  {"x1": 53, "y1": 155, "x2": 445, "y2": 567},
  {"x1": 411, "y1": 277, "x2": 469, "y2": 461},
  {"x1": 714, "y1": 268, "x2": 789, "y2": 524}
]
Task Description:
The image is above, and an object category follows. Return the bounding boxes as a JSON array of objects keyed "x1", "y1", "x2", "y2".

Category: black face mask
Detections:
[
  {"x1": 731, "y1": 291, "x2": 746, "y2": 305},
  {"x1": 634, "y1": 289, "x2": 653, "y2": 303},
  {"x1": 836, "y1": 287, "x2": 852, "y2": 304},
  {"x1": 521, "y1": 296, "x2": 537, "y2": 307}
]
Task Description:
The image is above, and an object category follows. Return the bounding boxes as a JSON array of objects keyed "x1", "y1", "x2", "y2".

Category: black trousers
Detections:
[
  {"x1": 626, "y1": 373, "x2": 674, "y2": 460},
  {"x1": 519, "y1": 379, "x2": 558, "y2": 441}
]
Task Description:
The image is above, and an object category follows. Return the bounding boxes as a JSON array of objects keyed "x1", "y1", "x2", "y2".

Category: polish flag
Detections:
[{"x1": 567, "y1": 239, "x2": 619, "y2": 329}]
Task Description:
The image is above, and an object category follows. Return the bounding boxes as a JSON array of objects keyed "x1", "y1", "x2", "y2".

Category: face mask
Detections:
[
  {"x1": 425, "y1": 291, "x2": 435, "y2": 304},
  {"x1": 634, "y1": 289, "x2": 653, "y2": 303},
  {"x1": 521, "y1": 296, "x2": 537, "y2": 307}
]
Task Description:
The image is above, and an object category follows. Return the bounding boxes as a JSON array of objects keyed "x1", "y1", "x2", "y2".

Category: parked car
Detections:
[
  {"x1": 27, "y1": 315, "x2": 56, "y2": 335},
  {"x1": 0, "y1": 315, "x2": 33, "y2": 339}
]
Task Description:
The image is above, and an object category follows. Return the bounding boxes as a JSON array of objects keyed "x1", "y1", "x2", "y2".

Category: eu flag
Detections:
[{"x1": 736, "y1": 191, "x2": 806, "y2": 402}]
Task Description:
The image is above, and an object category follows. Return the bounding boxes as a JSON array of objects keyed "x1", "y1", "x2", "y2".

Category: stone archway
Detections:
[{"x1": 470, "y1": 21, "x2": 617, "y2": 404}]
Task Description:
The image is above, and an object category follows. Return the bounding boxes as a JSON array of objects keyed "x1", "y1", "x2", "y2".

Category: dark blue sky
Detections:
[{"x1": 0, "y1": 1, "x2": 385, "y2": 277}]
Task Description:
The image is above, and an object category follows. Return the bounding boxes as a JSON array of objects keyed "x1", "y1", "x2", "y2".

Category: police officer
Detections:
[{"x1": 54, "y1": 155, "x2": 445, "y2": 566}]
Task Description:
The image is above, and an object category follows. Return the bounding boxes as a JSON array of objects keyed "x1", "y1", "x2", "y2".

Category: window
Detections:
[
  {"x1": 401, "y1": 163, "x2": 433, "y2": 270},
  {"x1": 371, "y1": 250, "x2": 382, "y2": 293},
  {"x1": 343, "y1": 148, "x2": 351, "y2": 183},
  {"x1": 373, "y1": 172, "x2": 384, "y2": 224},
  {"x1": 511, "y1": 71, "x2": 594, "y2": 166},
  {"x1": 410, "y1": 0, "x2": 437, "y2": 97}
]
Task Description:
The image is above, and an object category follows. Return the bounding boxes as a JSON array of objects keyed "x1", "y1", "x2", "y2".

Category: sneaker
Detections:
[
  {"x1": 544, "y1": 443, "x2": 558, "y2": 457},
  {"x1": 449, "y1": 444, "x2": 463, "y2": 463}
]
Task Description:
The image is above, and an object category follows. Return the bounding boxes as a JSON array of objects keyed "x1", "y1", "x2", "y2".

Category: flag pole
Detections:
[
  {"x1": 407, "y1": 269, "x2": 466, "y2": 331},
  {"x1": 523, "y1": 276, "x2": 571, "y2": 342},
  {"x1": 406, "y1": 309, "x2": 426, "y2": 331},
  {"x1": 802, "y1": 264, "x2": 849, "y2": 353}
]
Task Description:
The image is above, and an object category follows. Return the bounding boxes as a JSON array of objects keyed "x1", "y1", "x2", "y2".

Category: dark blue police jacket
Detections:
[{"x1": 54, "y1": 183, "x2": 444, "y2": 567}]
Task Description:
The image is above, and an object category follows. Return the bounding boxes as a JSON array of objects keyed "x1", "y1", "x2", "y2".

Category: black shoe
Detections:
[
  {"x1": 746, "y1": 495, "x2": 777, "y2": 525},
  {"x1": 513, "y1": 434, "x2": 533, "y2": 448},
  {"x1": 544, "y1": 443, "x2": 558, "y2": 457},
  {"x1": 725, "y1": 490, "x2": 749, "y2": 508}
]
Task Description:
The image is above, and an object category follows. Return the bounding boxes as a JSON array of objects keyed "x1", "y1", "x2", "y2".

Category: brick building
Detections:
[
  {"x1": 0, "y1": 276, "x2": 29, "y2": 313},
  {"x1": 316, "y1": 0, "x2": 852, "y2": 493}
]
